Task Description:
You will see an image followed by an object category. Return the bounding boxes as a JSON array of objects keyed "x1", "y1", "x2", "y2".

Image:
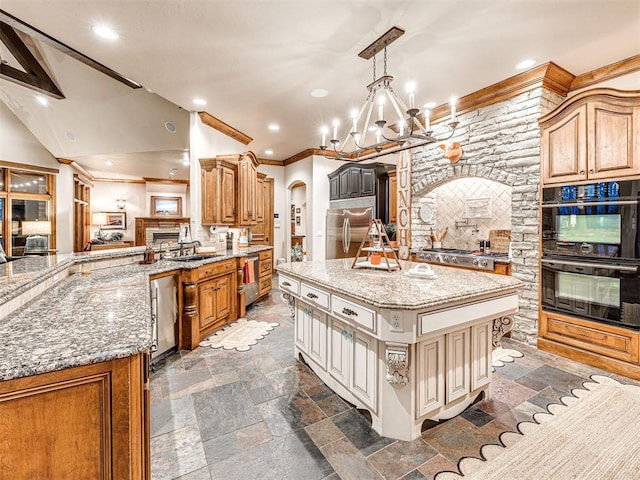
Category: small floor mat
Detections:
[
  {"x1": 200, "y1": 318, "x2": 279, "y2": 352},
  {"x1": 491, "y1": 347, "x2": 524, "y2": 368}
]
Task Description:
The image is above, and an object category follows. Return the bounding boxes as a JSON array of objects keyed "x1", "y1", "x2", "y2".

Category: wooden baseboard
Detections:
[{"x1": 537, "y1": 338, "x2": 640, "y2": 381}]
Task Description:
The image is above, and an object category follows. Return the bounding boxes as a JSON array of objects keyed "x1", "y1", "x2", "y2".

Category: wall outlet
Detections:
[{"x1": 389, "y1": 311, "x2": 403, "y2": 332}]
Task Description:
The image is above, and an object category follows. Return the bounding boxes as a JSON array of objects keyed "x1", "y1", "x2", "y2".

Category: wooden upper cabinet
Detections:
[
  {"x1": 200, "y1": 158, "x2": 237, "y2": 225},
  {"x1": 251, "y1": 175, "x2": 274, "y2": 246},
  {"x1": 588, "y1": 100, "x2": 640, "y2": 180},
  {"x1": 255, "y1": 172, "x2": 266, "y2": 224},
  {"x1": 540, "y1": 88, "x2": 640, "y2": 185},
  {"x1": 541, "y1": 105, "x2": 587, "y2": 184},
  {"x1": 238, "y1": 152, "x2": 259, "y2": 225}
]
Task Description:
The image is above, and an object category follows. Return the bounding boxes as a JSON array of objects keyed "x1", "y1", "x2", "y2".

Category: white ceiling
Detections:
[{"x1": 1, "y1": 0, "x2": 639, "y2": 179}]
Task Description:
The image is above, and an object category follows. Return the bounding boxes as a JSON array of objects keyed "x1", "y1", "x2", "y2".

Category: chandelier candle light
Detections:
[{"x1": 319, "y1": 27, "x2": 459, "y2": 162}]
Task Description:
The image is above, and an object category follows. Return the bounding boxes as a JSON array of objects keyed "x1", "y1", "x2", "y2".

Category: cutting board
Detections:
[{"x1": 489, "y1": 229, "x2": 511, "y2": 253}]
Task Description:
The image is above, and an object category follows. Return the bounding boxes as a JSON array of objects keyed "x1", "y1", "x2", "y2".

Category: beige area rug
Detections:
[
  {"x1": 436, "y1": 375, "x2": 640, "y2": 480},
  {"x1": 200, "y1": 318, "x2": 279, "y2": 352},
  {"x1": 491, "y1": 347, "x2": 524, "y2": 368}
]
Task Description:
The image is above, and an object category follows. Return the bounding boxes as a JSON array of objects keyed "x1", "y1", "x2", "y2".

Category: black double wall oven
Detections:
[{"x1": 541, "y1": 180, "x2": 640, "y2": 329}]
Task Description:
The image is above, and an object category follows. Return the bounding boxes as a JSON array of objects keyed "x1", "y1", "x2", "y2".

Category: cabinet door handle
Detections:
[
  {"x1": 589, "y1": 169, "x2": 594, "y2": 174},
  {"x1": 579, "y1": 170, "x2": 585, "y2": 175},
  {"x1": 566, "y1": 325, "x2": 607, "y2": 341},
  {"x1": 306, "y1": 292, "x2": 318, "y2": 300},
  {"x1": 282, "y1": 281, "x2": 291, "y2": 287},
  {"x1": 342, "y1": 307, "x2": 358, "y2": 317}
]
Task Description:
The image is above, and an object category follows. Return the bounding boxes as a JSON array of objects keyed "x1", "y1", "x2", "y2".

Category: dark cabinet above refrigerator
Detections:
[{"x1": 328, "y1": 163, "x2": 392, "y2": 201}]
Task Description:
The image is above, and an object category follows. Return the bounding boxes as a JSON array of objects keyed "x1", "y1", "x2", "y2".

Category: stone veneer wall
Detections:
[{"x1": 410, "y1": 87, "x2": 565, "y2": 344}]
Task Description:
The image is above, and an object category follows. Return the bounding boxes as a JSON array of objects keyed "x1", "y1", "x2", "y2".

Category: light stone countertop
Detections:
[
  {"x1": 276, "y1": 258, "x2": 522, "y2": 310},
  {"x1": 0, "y1": 245, "x2": 271, "y2": 306},
  {"x1": 0, "y1": 245, "x2": 272, "y2": 381}
]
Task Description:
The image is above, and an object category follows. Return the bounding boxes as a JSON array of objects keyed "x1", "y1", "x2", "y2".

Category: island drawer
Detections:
[
  {"x1": 332, "y1": 295, "x2": 375, "y2": 332},
  {"x1": 198, "y1": 259, "x2": 235, "y2": 280},
  {"x1": 300, "y1": 283, "x2": 330, "y2": 310},
  {"x1": 279, "y1": 275, "x2": 300, "y2": 295}
]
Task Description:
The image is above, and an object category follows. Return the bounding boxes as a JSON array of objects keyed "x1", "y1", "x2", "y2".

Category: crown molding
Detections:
[
  {"x1": 142, "y1": 177, "x2": 190, "y2": 185},
  {"x1": 0, "y1": 159, "x2": 59, "y2": 174},
  {"x1": 198, "y1": 111, "x2": 253, "y2": 145},
  {"x1": 257, "y1": 157, "x2": 284, "y2": 166},
  {"x1": 570, "y1": 54, "x2": 640, "y2": 92}
]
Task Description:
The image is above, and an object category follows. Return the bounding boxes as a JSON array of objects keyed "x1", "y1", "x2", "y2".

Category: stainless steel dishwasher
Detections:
[
  {"x1": 150, "y1": 274, "x2": 178, "y2": 360},
  {"x1": 244, "y1": 255, "x2": 260, "y2": 306}
]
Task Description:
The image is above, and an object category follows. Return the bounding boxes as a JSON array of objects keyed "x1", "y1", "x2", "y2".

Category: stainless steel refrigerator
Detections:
[{"x1": 326, "y1": 197, "x2": 375, "y2": 259}]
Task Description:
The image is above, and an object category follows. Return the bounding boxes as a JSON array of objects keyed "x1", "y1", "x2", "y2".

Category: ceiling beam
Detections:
[
  {"x1": 198, "y1": 111, "x2": 253, "y2": 145},
  {"x1": 0, "y1": 9, "x2": 142, "y2": 90},
  {"x1": 0, "y1": 22, "x2": 64, "y2": 98}
]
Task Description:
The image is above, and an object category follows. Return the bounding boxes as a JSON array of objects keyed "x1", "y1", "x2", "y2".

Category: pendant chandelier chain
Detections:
[{"x1": 383, "y1": 45, "x2": 388, "y2": 77}]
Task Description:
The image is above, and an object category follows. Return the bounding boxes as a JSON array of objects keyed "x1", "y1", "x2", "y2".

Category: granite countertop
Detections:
[
  {"x1": 0, "y1": 245, "x2": 272, "y2": 381},
  {"x1": 276, "y1": 258, "x2": 522, "y2": 310},
  {"x1": 0, "y1": 245, "x2": 272, "y2": 306}
]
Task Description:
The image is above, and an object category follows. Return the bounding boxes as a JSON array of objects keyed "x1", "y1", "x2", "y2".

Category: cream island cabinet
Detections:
[{"x1": 276, "y1": 259, "x2": 522, "y2": 441}]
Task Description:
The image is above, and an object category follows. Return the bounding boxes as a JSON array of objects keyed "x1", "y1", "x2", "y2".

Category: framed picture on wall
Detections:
[
  {"x1": 151, "y1": 196, "x2": 182, "y2": 217},
  {"x1": 101, "y1": 212, "x2": 127, "y2": 230},
  {"x1": 296, "y1": 208, "x2": 301, "y2": 213},
  {"x1": 295, "y1": 216, "x2": 301, "y2": 225},
  {"x1": 291, "y1": 204, "x2": 295, "y2": 220}
]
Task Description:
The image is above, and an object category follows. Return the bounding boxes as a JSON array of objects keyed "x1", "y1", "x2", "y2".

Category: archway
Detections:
[{"x1": 289, "y1": 181, "x2": 307, "y2": 262}]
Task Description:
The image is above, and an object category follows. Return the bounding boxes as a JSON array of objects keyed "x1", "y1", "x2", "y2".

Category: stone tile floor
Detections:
[{"x1": 150, "y1": 284, "x2": 639, "y2": 480}]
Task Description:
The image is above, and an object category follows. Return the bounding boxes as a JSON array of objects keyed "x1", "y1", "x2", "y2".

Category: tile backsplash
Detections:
[{"x1": 414, "y1": 177, "x2": 511, "y2": 250}]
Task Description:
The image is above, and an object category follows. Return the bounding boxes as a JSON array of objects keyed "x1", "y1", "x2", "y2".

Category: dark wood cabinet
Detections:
[
  {"x1": 361, "y1": 168, "x2": 376, "y2": 196},
  {"x1": 328, "y1": 163, "x2": 395, "y2": 201}
]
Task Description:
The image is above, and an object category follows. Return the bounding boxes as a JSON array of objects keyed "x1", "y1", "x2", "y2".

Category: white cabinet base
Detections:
[{"x1": 288, "y1": 283, "x2": 518, "y2": 441}]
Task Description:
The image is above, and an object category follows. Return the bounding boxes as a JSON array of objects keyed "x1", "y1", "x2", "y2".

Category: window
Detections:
[{"x1": 0, "y1": 165, "x2": 56, "y2": 256}]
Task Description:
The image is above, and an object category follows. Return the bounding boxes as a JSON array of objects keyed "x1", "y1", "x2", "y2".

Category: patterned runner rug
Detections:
[
  {"x1": 200, "y1": 318, "x2": 279, "y2": 351},
  {"x1": 436, "y1": 375, "x2": 640, "y2": 479}
]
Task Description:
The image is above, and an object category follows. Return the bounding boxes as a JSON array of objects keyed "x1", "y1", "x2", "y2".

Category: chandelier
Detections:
[{"x1": 319, "y1": 27, "x2": 459, "y2": 162}]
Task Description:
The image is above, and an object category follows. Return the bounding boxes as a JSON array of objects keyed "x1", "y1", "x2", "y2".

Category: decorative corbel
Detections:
[
  {"x1": 492, "y1": 316, "x2": 514, "y2": 348},
  {"x1": 386, "y1": 343, "x2": 409, "y2": 386}
]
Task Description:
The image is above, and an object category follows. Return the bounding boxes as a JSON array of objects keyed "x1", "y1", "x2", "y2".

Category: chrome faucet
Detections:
[{"x1": 158, "y1": 241, "x2": 172, "y2": 258}]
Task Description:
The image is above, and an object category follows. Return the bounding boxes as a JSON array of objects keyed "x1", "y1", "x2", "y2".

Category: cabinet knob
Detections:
[
  {"x1": 589, "y1": 169, "x2": 594, "y2": 174},
  {"x1": 579, "y1": 170, "x2": 585, "y2": 175}
]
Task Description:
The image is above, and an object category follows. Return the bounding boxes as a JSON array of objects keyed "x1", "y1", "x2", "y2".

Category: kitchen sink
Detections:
[{"x1": 168, "y1": 254, "x2": 222, "y2": 262}]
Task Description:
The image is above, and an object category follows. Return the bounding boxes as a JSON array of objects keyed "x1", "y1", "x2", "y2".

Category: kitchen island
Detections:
[
  {"x1": 276, "y1": 258, "x2": 522, "y2": 441},
  {"x1": 0, "y1": 244, "x2": 271, "y2": 479}
]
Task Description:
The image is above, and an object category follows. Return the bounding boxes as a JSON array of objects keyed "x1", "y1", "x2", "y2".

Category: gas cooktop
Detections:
[{"x1": 416, "y1": 248, "x2": 508, "y2": 270}]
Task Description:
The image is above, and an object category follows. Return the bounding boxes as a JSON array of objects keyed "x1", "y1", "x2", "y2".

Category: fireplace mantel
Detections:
[{"x1": 135, "y1": 217, "x2": 190, "y2": 246}]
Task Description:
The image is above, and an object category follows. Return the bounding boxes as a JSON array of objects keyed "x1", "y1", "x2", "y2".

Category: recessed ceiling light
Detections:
[
  {"x1": 35, "y1": 95, "x2": 48, "y2": 106},
  {"x1": 515, "y1": 59, "x2": 536, "y2": 70},
  {"x1": 310, "y1": 88, "x2": 329, "y2": 98},
  {"x1": 268, "y1": 124, "x2": 280, "y2": 131},
  {"x1": 192, "y1": 98, "x2": 207, "y2": 106},
  {"x1": 106, "y1": 161, "x2": 113, "y2": 167},
  {"x1": 423, "y1": 101, "x2": 436, "y2": 109},
  {"x1": 165, "y1": 121, "x2": 177, "y2": 133},
  {"x1": 265, "y1": 149, "x2": 274, "y2": 155},
  {"x1": 65, "y1": 131, "x2": 76, "y2": 141},
  {"x1": 91, "y1": 25, "x2": 119, "y2": 40}
]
